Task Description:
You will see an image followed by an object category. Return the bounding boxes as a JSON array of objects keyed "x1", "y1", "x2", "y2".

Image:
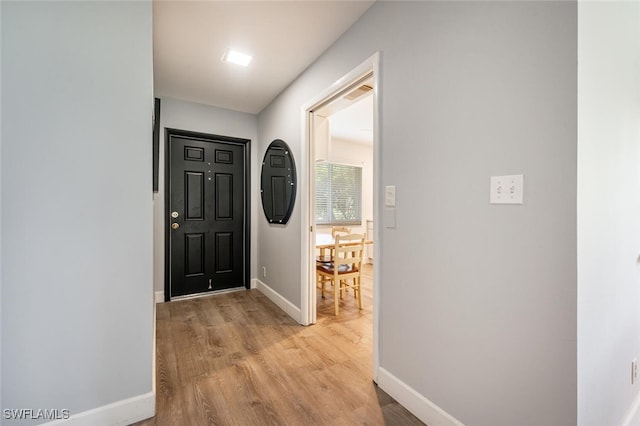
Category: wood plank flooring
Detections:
[{"x1": 135, "y1": 265, "x2": 424, "y2": 426}]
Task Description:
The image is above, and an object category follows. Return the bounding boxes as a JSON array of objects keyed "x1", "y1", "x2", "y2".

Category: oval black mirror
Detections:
[{"x1": 260, "y1": 139, "x2": 296, "y2": 225}]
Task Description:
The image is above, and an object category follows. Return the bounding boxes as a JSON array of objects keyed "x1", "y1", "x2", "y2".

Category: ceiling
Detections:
[
  {"x1": 153, "y1": 1, "x2": 375, "y2": 115},
  {"x1": 314, "y1": 76, "x2": 374, "y2": 144},
  {"x1": 329, "y1": 94, "x2": 373, "y2": 145}
]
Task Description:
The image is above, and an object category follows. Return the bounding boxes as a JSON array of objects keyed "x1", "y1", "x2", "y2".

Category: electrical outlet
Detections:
[
  {"x1": 262, "y1": 266, "x2": 267, "y2": 278},
  {"x1": 632, "y1": 359, "x2": 638, "y2": 384}
]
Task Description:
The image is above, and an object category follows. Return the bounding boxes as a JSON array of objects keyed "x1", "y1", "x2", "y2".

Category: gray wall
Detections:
[
  {"x1": 257, "y1": 2, "x2": 577, "y2": 425},
  {"x1": 577, "y1": 2, "x2": 640, "y2": 425},
  {"x1": 1, "y1": 1, "x2": 154, "y2": 423},
  {"x1": 153, "y1": 97, "x2": 258, "y2": 294}
]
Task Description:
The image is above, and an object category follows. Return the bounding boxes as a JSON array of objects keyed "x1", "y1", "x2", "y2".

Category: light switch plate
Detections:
[
  {"x1": 385, "y1": 185, "x2": 396, "y2": 207},
  {"x1": 490, "y1": 174, "x2": 524, "y2": 204}
]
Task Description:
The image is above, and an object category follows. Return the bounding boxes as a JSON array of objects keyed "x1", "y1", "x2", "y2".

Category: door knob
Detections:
[
  {"x1": 171, "y1": 223, "x2": 180, "y2": 230},
  {"x1": 171, "y1": 211, "x2": 179, "y2": 218}
]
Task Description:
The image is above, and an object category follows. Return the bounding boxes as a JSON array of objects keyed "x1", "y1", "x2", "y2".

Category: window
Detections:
[{"x1": 315, "y1": 162, "x2": 362, "y2": 225}]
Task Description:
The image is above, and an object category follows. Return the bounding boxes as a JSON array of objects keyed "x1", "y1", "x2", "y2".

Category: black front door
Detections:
[{"x1": 167, "y1": 129, "x2": 249, "y2": 298}]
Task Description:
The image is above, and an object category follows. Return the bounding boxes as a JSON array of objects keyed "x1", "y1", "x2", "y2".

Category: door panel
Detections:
[
  {"x1": 215, "y1": 174, "x2": 233, "y2": 219},
  {"x1": 215, "y1": 233, "x2": 233, "y2": 272},
  {"x1": 185, "y1": 172, "x2": 205, "y2": 220},
  {"x1": 185, "y1": 233, "x2": 205, "y2": 276},
  {"x1": 185, "y1": 146, "x2": 204, "y2": 161},
  {"x1": 168, "y1": 132, "x2": 247, "y2": 298}
]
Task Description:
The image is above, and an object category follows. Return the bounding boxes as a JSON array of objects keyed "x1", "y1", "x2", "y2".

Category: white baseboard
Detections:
[
  {"x1": 250, "y1": 278, "x2": 258, "y2": 289},
  {"x1": 43, "y1": 391, "x2": 155, "y2": 426},
  {"x1": 377, "y1": 367, "x2": 464, "y2": 426},
  {"x1": 254, "y1": 278, "x2": 302, "y2": 324},
  {"x1": 621, "y1": 390, "x2": 640, "y2": 426},
  {"x1": 154, "y1": 291, "x2": 164, "y2": 304}
]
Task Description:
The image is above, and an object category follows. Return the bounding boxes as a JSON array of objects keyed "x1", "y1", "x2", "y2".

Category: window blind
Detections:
[{"x1": 315, "y1": 162, "x2": 362, "y2": 225}]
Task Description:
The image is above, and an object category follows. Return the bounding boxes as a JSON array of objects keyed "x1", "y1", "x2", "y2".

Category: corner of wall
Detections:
[
  {"x1": 41, "y1": 392, "x2": 155, "y2": 426},
  {"x1": 377, "y1": 368, "x2": 463, "y2": 426},
  {"x1": 254, "y1": 279, "x2": 303, "y2": 324},
  {"x1": 621, "y1": 391, "x2": 640, "y2": 426},
  {"x1": 0, "y1": 0, "x2": 3, "y2": 411}
]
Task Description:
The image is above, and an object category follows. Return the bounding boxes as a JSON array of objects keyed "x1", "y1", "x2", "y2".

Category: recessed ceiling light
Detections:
[{"x1": 221, "y1": 48, "x2": 252, "y2": 67}]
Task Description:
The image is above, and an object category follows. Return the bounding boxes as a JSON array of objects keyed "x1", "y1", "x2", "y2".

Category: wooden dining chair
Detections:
[
  {"x1": 331, "y1": 226, "x2": 351, "y2": 237},
  {"x1": 316, "y1": 233, "x2": 365, "y2": 315},
  {"x1": 316, "y1": 226, "x2": 353, "y2": 264}
]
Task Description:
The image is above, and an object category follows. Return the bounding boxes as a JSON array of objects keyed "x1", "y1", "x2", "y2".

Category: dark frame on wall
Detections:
[
  {"x1": 260, "y1": 139, "x2": 297, "y2": 225},
  {"x1": 152, "y1": 97, "x2": 161, "y2": 192}
]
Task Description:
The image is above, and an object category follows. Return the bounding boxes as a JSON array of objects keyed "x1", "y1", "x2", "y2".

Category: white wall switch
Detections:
[
  {"x1": 490, "y1": 174, "x2": 524, "y2": 204},
  {"x1": 385, "y1": 185, "x2": 396, "y2": 207}
]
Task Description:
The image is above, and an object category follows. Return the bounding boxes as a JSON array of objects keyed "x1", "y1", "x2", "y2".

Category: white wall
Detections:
[
  {"x1": 154, "y1": 97, "x2": 258, "y2": 295},
  {"x1": 577, "y1": 2, "x2": 640, "y2": 425},
  {"x1": 1, "y1": 2, "x2": 154, "y2": 424},
  {"x1": 257, "y1": 2, "x2": 577, "y2": 425}
]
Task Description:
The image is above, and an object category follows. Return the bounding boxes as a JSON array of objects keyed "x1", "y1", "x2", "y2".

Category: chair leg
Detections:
[
  {"x1": 319, "y1": 273, "x2": 325, "y2": 298},
  {"x1": 357, "y1": 277, "x2": 362, "y2": 310},
  {"x1": 334, "y1": 278, "x2": 339, "y2": 315}
]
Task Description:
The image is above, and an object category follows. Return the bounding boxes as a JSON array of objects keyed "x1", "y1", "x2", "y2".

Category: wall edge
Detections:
[
  {"x1": 42, "y1": 391, "x2": 155, "y2": 426},
  {"x1": 255, "y1": 279, "x2": 303, "y2": 324},
  {"x1": 377, "y1": 367, "x2": 464, "y2": 426}
]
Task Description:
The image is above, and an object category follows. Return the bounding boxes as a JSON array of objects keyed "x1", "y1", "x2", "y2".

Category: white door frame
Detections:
[{"x1": 299, "y1": 52, "x2": 381, "y2": 381}]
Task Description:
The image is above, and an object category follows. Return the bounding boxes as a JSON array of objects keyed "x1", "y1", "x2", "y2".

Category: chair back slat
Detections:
[
  {"x1": 331, "y1": 226, "x2": 352, "y2": 237},
  {"x1": 334, "y1": 234, "x2": 365, "y2": 266}
]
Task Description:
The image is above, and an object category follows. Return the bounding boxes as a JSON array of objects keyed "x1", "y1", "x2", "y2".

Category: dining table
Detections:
[
  {"x1": 315, "y1": 233, "x2": 373, "y2": 249},
  {"x1": 315, "y1": 233, "x2": 373, "y2": 265}
]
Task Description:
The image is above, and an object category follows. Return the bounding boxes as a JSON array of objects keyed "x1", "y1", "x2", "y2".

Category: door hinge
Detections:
[{"x1": 310, "y1": 225, "x2": 313, "y2": 232}]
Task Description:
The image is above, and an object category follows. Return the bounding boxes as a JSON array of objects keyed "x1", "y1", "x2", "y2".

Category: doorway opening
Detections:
[
  {"x1": 302, "y1": 53, "x2": 380, "y2": 379},
  {"x1": 313, "y1": 76, "x2": 374, "y2": 317}
]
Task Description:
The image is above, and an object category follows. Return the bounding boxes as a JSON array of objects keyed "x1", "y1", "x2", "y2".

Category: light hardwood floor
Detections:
[{"x1": 135, "y1": 265, "x2": 424, "y2": 425}]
